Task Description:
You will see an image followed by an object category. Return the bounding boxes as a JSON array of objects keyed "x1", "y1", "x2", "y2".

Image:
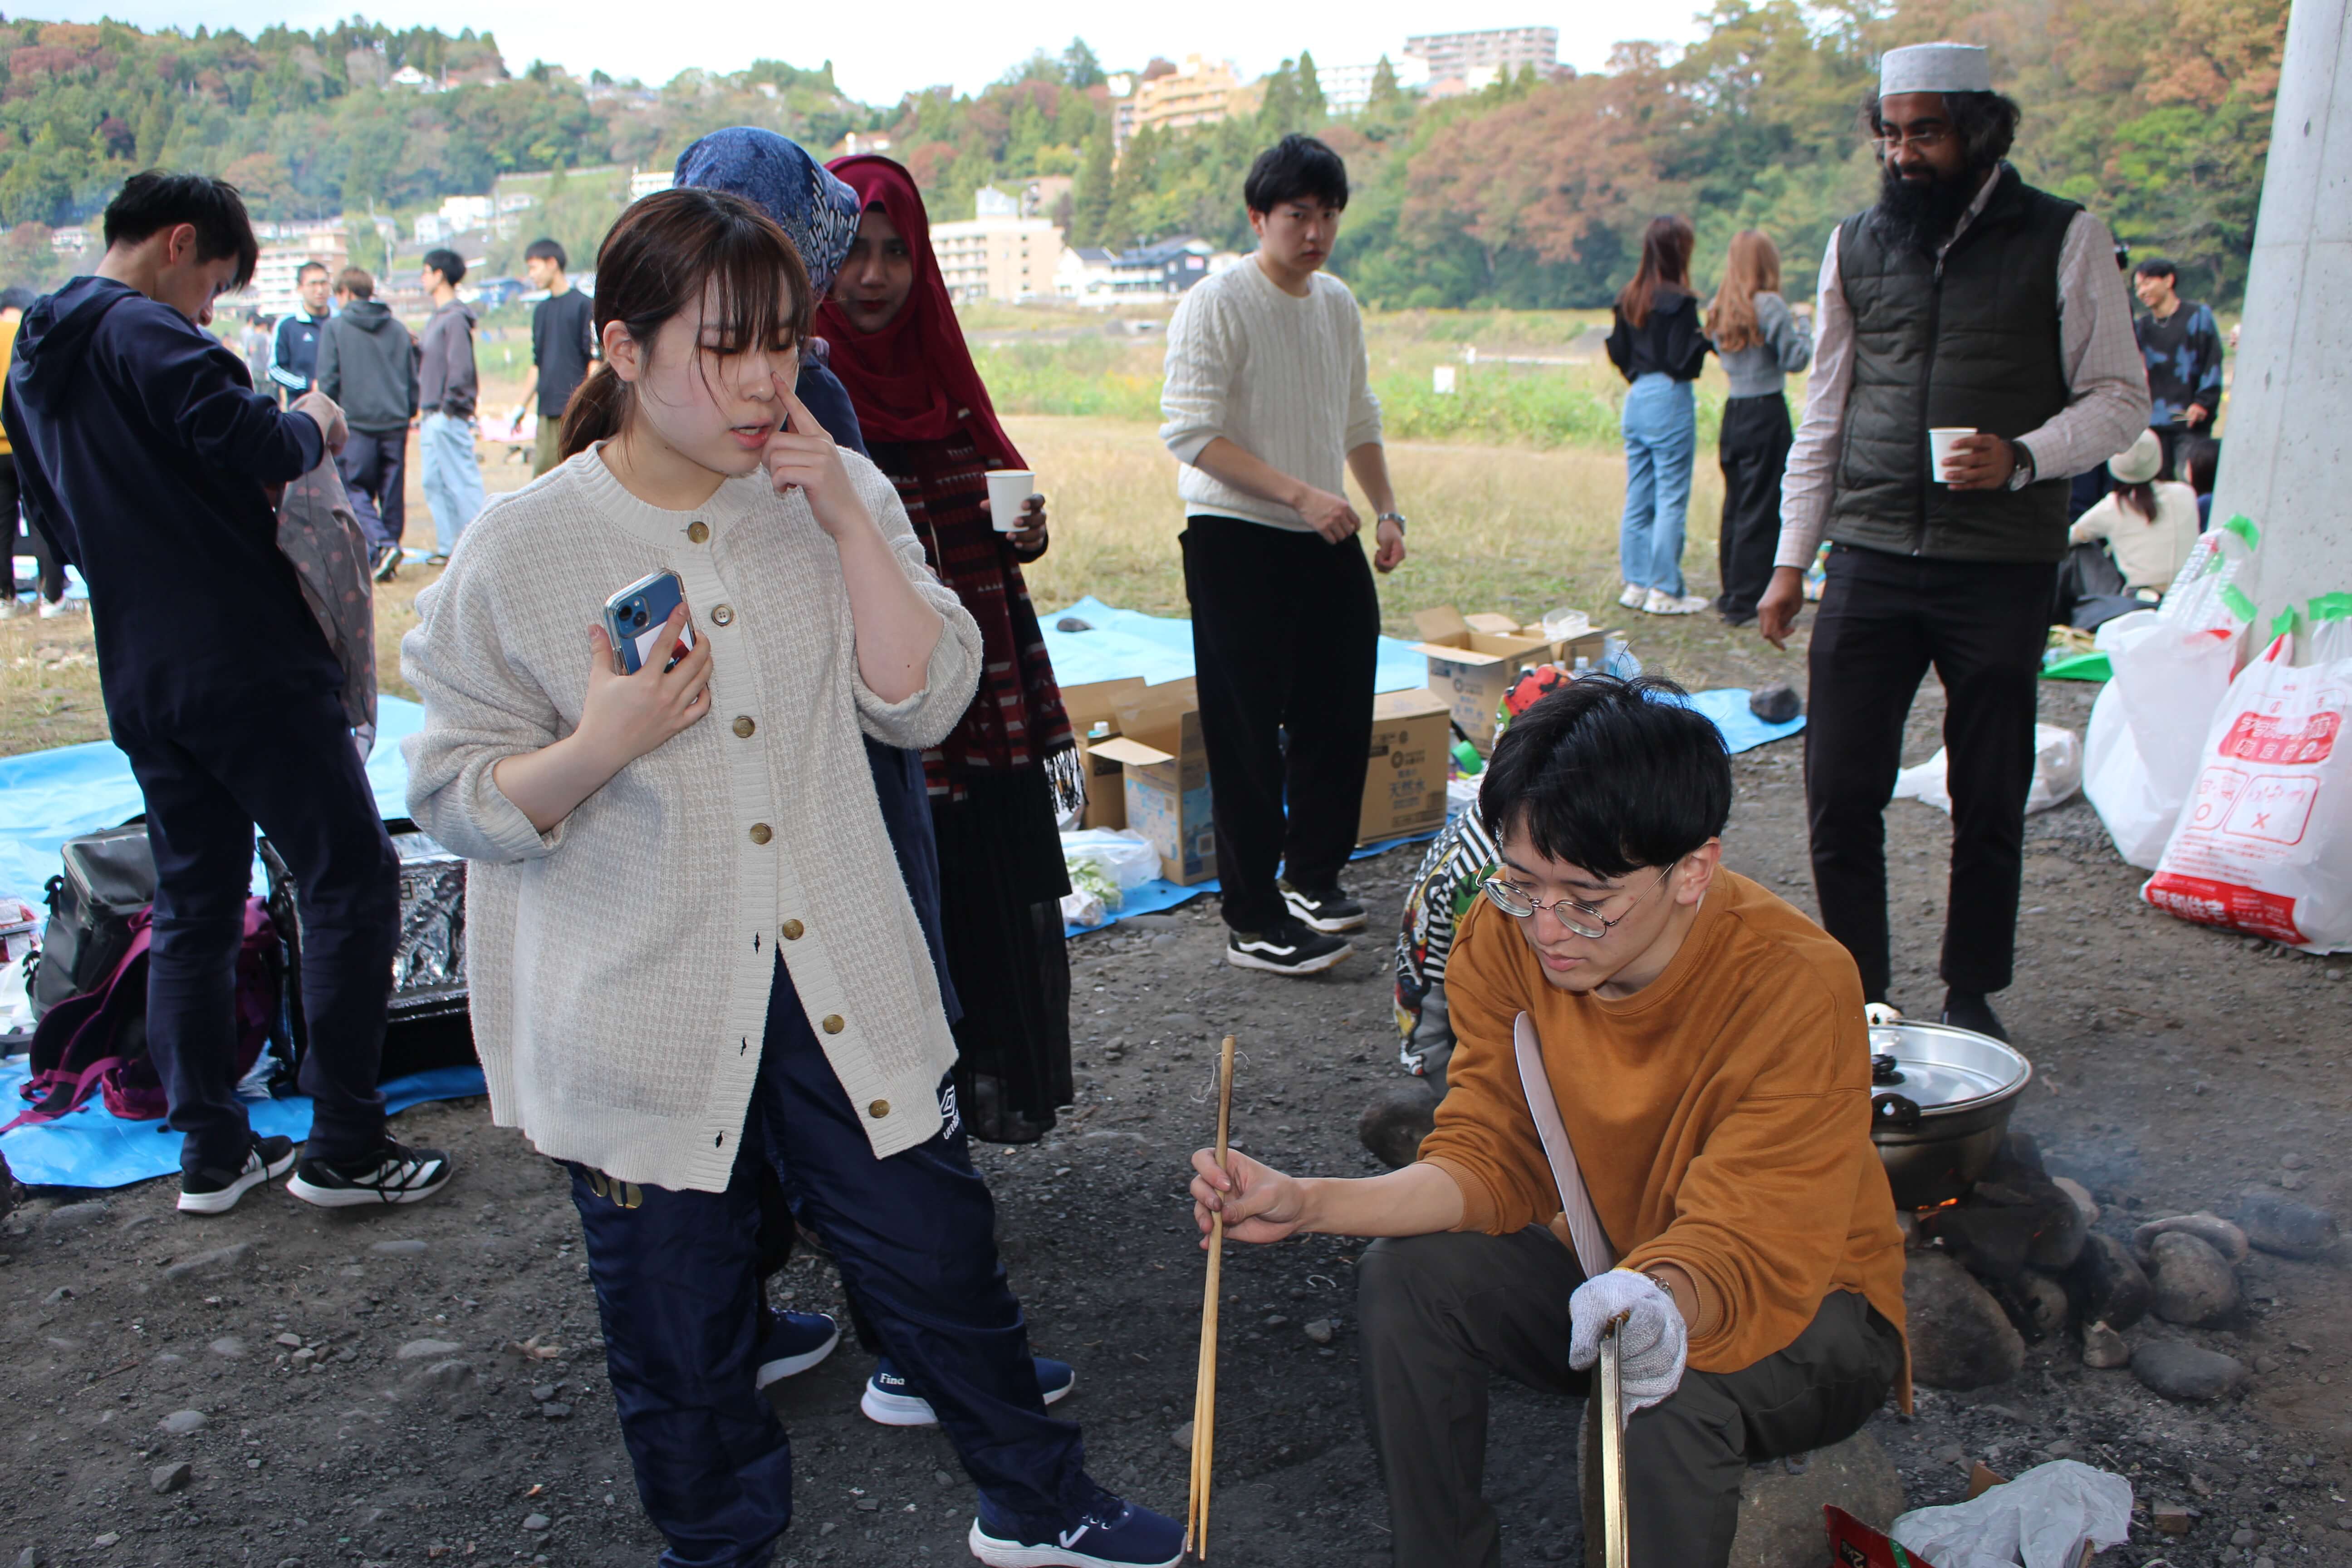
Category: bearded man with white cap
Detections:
[{"x1": 1758, "y1": 42, "x2": 2150, "y2": 1043}]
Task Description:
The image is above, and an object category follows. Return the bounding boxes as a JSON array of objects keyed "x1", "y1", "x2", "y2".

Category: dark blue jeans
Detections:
[
  {"x1": 114, "y1": 685, "x2": 399, "y2": 1172},
  {"x1": 570, "y1": 955, "x2": 1093, "y2": 1568}
]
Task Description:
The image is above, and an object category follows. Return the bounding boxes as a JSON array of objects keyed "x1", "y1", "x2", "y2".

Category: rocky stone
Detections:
[
  {"x1": 1170, "y1": 1421, "x2": 1194, "y2": 1450},
  {"x1": 396, "y1": 1338, "x2": 463, "y2": 1361},
  {"x1": 1725, "y1": 1429, "x2": 1901, "y2": 1568},
  {"x1": 2027, "y1": 1191, "x2": 2088, "y2": 1272},
  {"x1": 2132, "y1": 1339, "x2": 2250, "y2": 1402},
  {"x1": 2014, "y1": 1270, "x2": 2070, "y2": 1338},
  {"x1": 149, "y1": 1461, "x2": 191, "y2": 1495},
  {"x1": 2051, "y1": 1177, "x2": 2099, "y2": 1228},
  {"x1": 41, "y1": 1202, "x2": 107, "y2": 1231},
  {"x1": 90, "y1": 1536, "x2": 117, "y2": 1550},
  {"x1": 369, "y1": 1240, "x2": 428, "y2": 1257},
  {"x1": 1905, "y1": 1252, "x2": 2024, "y2": 1390},
  {"x1": 163, "y1": 1242, "x2": 253, "y2": 1279},
  {"x1": 539, "y1": 1402, "x2": 571, "y2": 1420},
  {"x1": 1748, "y1": 683, "x2": 1801, "y2": 724},
  {"x1": 1303, "y1": 1318, "x2": 1335, "y2": 1345},
  {"x1": 411, "y1": 1359, "x2": 476, "y2": 1396},
  {"x1": 2238, "y1": 1191, "x2": 2338, "y2": 1259},
  {"x1": 2132, "y1": 1211, "x2": 2250, "y2": 1264},
  {"x1": 207, "y1": 1337, "x2": 245, "y2": 1359},
  {"x1": 2149, "y1": 1232, "x2": 2240, "y2": 1326},
  {"x1": 531, "y1": 1383, "x2": 559, "y2": 1402},
  {"x1": 1357, "y1": 1086, "x2": 1440, "y2": 1171},
  {"x1": 521, "y1": 1514, "x2": 550, "y2": 1532},
  {"x1": 13, "y1": 1548, "x2": 39, "y2": 1568},
  {"x1": 2151, "y1": 1502, "x2": 2193, "y2": 1534},
  {"x1": 2064, "y1": 1232, "x2": 2152, "y2": 1331},
  {"x1": 272, "y1": 1333, "x2": 302, "y2": 1348},
  {"x1": 1117, "y1": 914, "x2": 1183, "y2": 932},
  {"x1": 40, "y1": 1287, "x2": 70, "y2": 1305},
  {"x1": 158, "y1": 1409, "x2": 209, "y2": 1435},
  {"x1": 2231, "y1": 1526, "x2": 2259, "y2": 1546},
  {"x1": 2081, "y1": 1320, "x2": 2130, "y2": 1369}
]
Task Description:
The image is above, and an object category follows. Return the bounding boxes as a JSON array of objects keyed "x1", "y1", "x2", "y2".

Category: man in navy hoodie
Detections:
[{"x1": 3, "y1": 172, "x2": 454, "y2": 1216}]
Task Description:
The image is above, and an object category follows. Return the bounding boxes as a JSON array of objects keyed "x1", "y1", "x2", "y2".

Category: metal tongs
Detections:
[{"x1": 1597, "y1": 1309, "x2": 1631, "y2": 1568}]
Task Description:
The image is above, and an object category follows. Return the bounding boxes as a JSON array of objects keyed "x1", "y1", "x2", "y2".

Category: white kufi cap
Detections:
[{"x1": 1879, "y1": 42, "x2": 1993, "y2": 96}]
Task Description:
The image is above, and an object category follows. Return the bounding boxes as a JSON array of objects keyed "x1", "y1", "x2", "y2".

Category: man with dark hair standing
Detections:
[
  {"x1": 1189, "y1": 675, "x2": 1906, "y2": 1568},
  {"x1": 3, "y1": 171, "x2": 453, "y2": 1214},
  {"x1": 314, "y1": 265, "x2": 417, "y2": 580},
  {"x1": 1159, "y1": 133, "x2": 1406, "y2": 977},
  {"x1": 510, "y1": 237, "x2": 594, "y2": 476},
  {"x1": 416, "y1": 246, "x2": 485, "y2": 563},
  {"x1": 1758, "y1": 42, "x2": 2148, "y2": 1042},
  {"x1": 266, "y1": 259, "x2": 331, "y2": 402},
  {"x1": 2132, "y1": 258, "x2": 2225, "y2": 480}
]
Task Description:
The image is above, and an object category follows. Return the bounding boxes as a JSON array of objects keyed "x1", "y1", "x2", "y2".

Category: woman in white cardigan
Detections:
[{"x1": 400, "y1": 189, "x2": 1183, "y2": 1568}]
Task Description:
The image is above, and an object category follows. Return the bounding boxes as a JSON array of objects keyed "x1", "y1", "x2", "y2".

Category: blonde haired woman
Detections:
[{"x1": 1705, "y1": 230, "x2": 1813, "y2": 626}]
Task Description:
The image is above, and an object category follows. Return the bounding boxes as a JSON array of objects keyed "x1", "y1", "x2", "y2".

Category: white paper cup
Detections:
[
  {"x1": 1929, "y1": 427, "x2": 1977, "y2": 484},
  {"x1": 986, "y1": 469, "x2": 1037, "y2": 532}
]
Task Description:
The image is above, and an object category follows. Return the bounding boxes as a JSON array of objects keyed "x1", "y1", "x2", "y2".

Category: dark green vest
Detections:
[{"x1": 1829, "y1": 167, "x2": 2079, "y2": 562}]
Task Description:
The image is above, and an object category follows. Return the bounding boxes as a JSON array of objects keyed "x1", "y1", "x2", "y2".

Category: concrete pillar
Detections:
[{"x1": 2210, "y1": 0, "x2": 2352, "y2": 648}]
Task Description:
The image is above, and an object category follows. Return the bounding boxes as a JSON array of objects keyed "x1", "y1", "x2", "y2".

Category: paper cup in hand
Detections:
[
  {"x1": 1929, "y1": 428, "x2": 1976, "y2": 485},
  {"x1": 986, "y1": 470, "x2": 1037, "y2": 532}
]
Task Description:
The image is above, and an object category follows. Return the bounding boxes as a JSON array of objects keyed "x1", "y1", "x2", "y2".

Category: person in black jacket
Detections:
[
  {"x1": 3, "y1": 172, "x2": 454, "y2": 1216},
  {"x1": 314, "y1": 266, "x2": 417, "y2": 580},
  {"x1": 1606, "y1": 216, "x2": 1712, "y2": 616}
]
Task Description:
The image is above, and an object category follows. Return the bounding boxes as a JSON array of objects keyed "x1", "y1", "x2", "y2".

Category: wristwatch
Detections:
[
  {"x1": 2005, "y1": 439, "x2": 2038, "y2": 490},
  {"x1": 1377, "y1": 511, "x2": 1408, "y2": 533}
]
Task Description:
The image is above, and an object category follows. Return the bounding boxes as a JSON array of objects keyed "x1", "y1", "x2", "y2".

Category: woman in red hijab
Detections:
[{"x1": 817, "y1": 154, "x2": 1078, "y2": 1149}]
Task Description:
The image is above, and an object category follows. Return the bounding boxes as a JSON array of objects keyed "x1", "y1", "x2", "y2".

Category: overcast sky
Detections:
[{"x1": 56, "y1": 0, "x2": 1706, "y2": 102}]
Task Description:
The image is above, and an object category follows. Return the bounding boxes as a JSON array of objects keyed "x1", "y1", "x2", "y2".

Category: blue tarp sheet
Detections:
[
  {"x1": 1041, "y1": 596, "x2": 1434, "y2": 695},
  {"x1": 0, "y1": 1061, "x2": 487, "y2": 1190}
]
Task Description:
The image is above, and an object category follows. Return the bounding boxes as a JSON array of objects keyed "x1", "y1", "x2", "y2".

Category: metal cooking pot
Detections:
[{"x1": 1867, "y1": 1021, "x2": 2034, "y2": 1209}]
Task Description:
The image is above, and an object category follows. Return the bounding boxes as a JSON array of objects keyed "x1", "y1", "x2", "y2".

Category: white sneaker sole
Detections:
[
  {"x1": 177, "y1": 1146, "x2": 300, "y2": 1215},
  {"x1": 286, "y1": 1165, "x2": 452, "y2": 1208},
  {"x1": 1226, "y1": 943, "x2": 1350, "y2": 975},
  {"x1": 861, "y1": 1370, "x2": 1074, "y2": 1427},
  {"x1": 754, "y1": 1323, "x2": 841, "y2": 1390},
  {"x1": 1280, "y1": 895, "x2": 1367, "y2": 934},
  {"x1": 966, "y1": 1519, "x2": 1177, "y2": 1568}
]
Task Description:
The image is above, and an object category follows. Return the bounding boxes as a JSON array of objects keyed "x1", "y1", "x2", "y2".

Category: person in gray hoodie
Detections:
[
  {"x1": 415, "y1": 247, "x2": 485, "y2": 563},
  {"x1": 314, "y1": 266, "x2": 417, "y2": 579}
]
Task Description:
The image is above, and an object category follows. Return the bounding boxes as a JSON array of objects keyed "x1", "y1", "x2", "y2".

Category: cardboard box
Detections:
[
  {"x1": 1360, "y1": 688, "x2": 1452, "y2": 845},
  {"x1": 1088, "y1": 680, "x2": 1217, "y2": 885},
  {"x1": 1061, "y1": 677, "x2": 1147, "y2": 831},
  {"x1": 1411, "y1": 606, "x2": 1609, "y2": 753}
]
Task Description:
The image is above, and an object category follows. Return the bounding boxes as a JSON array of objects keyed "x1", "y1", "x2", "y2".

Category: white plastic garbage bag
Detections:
[
  {"x1": 1059, "y1": 887, "x2": 1107, "y2": 928},
  {"x1": 2082, "y1": 611, "x2": 2241, "y2": 866},
  {"x1": 2082, "y1": 686, "x2": 2174, "y2": 869},
  {"x1": 2144, "y1": 632, "x2": 2352, "y2": 952},
  {"x1": 1060, "y1": 828, "x2": 1161, "y2": 892},
  {"x1": 1893, "y1": 725, "x2": 2081, "y2": 816},
  {"x1": 1891, "y1": 1460, "x2": 2133, "y2": 1568}
]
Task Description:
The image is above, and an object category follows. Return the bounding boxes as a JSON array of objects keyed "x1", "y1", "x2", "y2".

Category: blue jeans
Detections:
[
  {"x1": 1618, "y1": 373, "x2": 1697, "y2": 596},
  {"x1": 571, "y1": 955, "x2": 1099, "y2": 1568},
  {"x1": 418, "y1": 411, "x2": 486, "y2": 555}
]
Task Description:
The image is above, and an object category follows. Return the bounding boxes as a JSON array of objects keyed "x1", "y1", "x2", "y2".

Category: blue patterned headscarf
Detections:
[{"x1": 673, "y1": 128, "x2": 861, "y2": 293}]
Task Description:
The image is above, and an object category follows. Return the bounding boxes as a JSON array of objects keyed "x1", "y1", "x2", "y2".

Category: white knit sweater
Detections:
[
  {"x1": 400, "y1": 447, "x2": 982, "y2": 1191},
  {"x1": 1159, "y1": 259, "x2": 1383, "y2": 531}
]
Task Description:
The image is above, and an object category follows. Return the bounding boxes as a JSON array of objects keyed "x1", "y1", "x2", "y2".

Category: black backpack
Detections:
[{"x1": 29, "y1": 824, "x2": 156, "y2": 1021}]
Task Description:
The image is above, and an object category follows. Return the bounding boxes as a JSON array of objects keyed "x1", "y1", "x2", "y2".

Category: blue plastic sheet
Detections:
[
  {"x1": 1041, "y1": 596, "x2": 1434, "y2": 695},
  {"x1": 0, "y1": 1061, "x2": 487, "y2": 1190},
  {"x1": 1063, "y1": 829, "x2": 1443, "y2": 938},
  {"x1": 1683, "y1": 687, "x2": 1807, "y2": 754}
]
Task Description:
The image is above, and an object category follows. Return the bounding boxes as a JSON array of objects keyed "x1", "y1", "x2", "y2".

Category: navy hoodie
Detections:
[{"x1": 2, "y1": 277, "x2": 336, "y2": 723}]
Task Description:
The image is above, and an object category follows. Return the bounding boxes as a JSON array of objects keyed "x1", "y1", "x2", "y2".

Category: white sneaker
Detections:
[
  {"x1": 1642, "y1": 589, "x2": 1710, "y2": 616},
  {"x1": 37, "y1": 597, "x2": 72, "y2": 619},
  {"x1": 1617, "y1": 582, "x2": 1647, "y2": 609}
]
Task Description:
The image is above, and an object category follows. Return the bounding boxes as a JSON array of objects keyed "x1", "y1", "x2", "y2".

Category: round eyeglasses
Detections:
[{"x1": 1478, "y1": 859, "x2": 1678, "y2": 940}]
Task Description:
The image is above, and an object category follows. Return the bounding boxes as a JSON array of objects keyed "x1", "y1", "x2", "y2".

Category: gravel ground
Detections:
[{"x1": 2, "y1": 662, "x2": 2347, "y2": 1568}]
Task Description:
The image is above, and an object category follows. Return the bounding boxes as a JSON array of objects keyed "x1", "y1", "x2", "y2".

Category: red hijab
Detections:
[{"x1": 814, "y1": 155, "x2": 1023, "y2": 470}]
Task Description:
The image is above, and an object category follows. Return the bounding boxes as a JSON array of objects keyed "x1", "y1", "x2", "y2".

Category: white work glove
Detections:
[{"x1": 1568, "y1": 1268, "x2": 1689, "y2": 1414}]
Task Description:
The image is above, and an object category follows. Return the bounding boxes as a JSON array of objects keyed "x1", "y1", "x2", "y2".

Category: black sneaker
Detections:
[
  {"x1": 178, "y1": 1135, "x2": 299, "y2": 1215},
  {"x1": 1940, "y1": 990, "x2": 2009, "y2": 1042},
  {"x1": 286, "y1": 1140, "x2": 454, "y2": 1208},
  {"x1": 1227, "y1": 921, "x2": 1352, "y2": 975},
  {"x1": 1279, "y1": 879, "x2": 1367, "y2": 933},
  {"x1": 369, "y1": 544, "x2": 402, "y2": 583}
]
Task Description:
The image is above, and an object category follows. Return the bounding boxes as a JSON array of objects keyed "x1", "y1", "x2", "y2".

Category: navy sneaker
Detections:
[
  {"x1": 178, "y1": 1134, "x2": 299, "y2": 1215},
  {"x1": 753, "y1": 1308, "x2": 840, "y2": 1390},
  {"x1": 861, "y1": 1355, "x2": 1074, "y2": 1426},
  {"x1": 969, "y1": 1495, "x2": 1183, "y2": 1568}
]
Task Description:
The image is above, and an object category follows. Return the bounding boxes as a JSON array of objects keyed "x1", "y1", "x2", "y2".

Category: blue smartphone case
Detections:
[{"x1": 603, "y1": 570, "x2": 690, "y2": 674}]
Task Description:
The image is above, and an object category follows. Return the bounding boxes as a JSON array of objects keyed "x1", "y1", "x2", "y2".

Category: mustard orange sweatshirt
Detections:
[{"x1": 1419, "y1": 870, "x2": 1907, "y2": 1383}]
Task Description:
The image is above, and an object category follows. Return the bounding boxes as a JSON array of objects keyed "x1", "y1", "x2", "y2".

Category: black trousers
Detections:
[
  {"x1": 1181, "y1": 515, "x2": 1380, "y2": 931},
  {"x1": 336, "y1": 426, "x2": 407, "y2": 550},
  {"x1": 3, "y1": 454, "x2": 66, "y2": 602},
  {"x1": 1804, "y1": 543, "x2": 2056, "y2": 1002},
  {"x1": 113, "y1": 686, "x2": 400, "y2": 1172},
  {"x1": 1358, "y1": 1228, "x2": 1902, "y2": 1568},
  {"x1": 1714, "y1": 392, "x2": 1793, "y2": 622}
]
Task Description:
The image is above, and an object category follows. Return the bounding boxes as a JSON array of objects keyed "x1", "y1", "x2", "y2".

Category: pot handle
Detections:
[
  {"x1": 1872, "y1": 1092, "x2": 1923, "y2": 1132},
  {"x1": 1871, "y1": 1053, "x2": 1904, "y2": 1085}
]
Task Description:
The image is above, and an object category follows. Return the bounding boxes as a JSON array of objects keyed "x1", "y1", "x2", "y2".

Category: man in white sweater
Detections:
[{"x1": 1160, "y1": 134, "x2": 1407, "y2": 976}]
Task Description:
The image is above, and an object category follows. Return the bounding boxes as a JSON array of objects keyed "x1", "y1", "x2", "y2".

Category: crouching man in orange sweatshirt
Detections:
[{"x1": 1190, "y1": 673, "x2": 1908, "y2": 1567}]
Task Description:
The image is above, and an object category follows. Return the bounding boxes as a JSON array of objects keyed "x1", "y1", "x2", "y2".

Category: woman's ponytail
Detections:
[{"x1": 558, "y1": 364, "x2": 628, "y2": 461}]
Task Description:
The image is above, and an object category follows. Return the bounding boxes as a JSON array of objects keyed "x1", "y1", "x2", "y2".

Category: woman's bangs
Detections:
[{"x1": 697, "y1": 221, "x2": 798, "y2": 356}]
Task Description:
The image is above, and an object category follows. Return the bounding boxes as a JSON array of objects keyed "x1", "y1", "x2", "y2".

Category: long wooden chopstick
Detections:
[
  {"x1": 1598, "y1": 1310, "x2": 1630, "y2": 1568},
  {"x1": 1186, "y1": 1034, "x2": 1238, "y2": 1559}
]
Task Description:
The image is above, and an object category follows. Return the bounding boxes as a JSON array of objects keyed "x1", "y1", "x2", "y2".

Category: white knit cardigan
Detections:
[{"x1": 401, "y1": 447, "x2": 982, "y2": 1191}]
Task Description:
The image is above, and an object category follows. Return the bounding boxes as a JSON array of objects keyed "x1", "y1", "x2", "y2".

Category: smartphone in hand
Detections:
[{"x1": 602, "y1": 570, "x2": 695, "y2": 674}]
